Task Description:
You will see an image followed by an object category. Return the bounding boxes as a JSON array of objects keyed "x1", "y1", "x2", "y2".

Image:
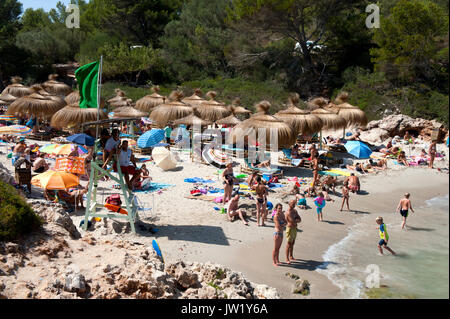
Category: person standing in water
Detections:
[
  {"x1": 376, "y1": 217, "x2": 396, "y2": 255},
  {"x1": 396, "y1": 193, "x2": 415, "y2": 230}
]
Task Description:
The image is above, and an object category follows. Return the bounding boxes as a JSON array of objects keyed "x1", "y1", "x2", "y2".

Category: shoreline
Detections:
[{"x1": 1, "y1": 138, "x2": 449, "y2": 299}]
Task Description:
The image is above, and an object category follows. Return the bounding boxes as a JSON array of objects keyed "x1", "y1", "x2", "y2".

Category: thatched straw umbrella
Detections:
[
  {"x1": 112, "y1": 106, "x2": 148, "y2": 118},
  {"x1": 182, "y1": 88, "x2": 206, "y2": 107},
  {"x1": 7, "y1": 85, "x2": 66, "y2": 120},
  {"x1": 275, "y1": 93, "x2": 323, "y2": 136},
  {"x1": 229, "y1": 98, "x2": 252, "y2": 116},
  {"x1": 107, "y1": 89, "x2": 128, "y2": 107},
  {"x1": 51, "y1": 104, "x2": 107, "y2": 130},
  {"x1": 216, "y1": 105, "x2": 243, "y2": 126},
  {"x1": 329, "y1": 92, "x2": 368, "y2": 128},
  {"x1": 42, "y1": 74, "x2": 72, "y2": 96},
  {"x1": 310, "y1": 107, "x2": 347, "y2": 130},
  {"x1": 0, "y1": 93, "x2": 18, "y2": 106},
  {"x1": 1, "y1": 76, "x2": 32, "y2": 98},
  {"x1": 64, "y1": 90, "x2": 105, "y2": 107},
  {"x1": 149, "y1": 91, "x2": 193, "y2": 128},
  {"x1": 135, "y1": 86, "x2": 166, "y2": 112},
  {"x1": 306, "y1": 97, "x2": 328, "y2": 111},
  {"x1": 195, "y1": 91, "x2": 231, "y2": 122},
  {"x1": 173, "y1": 112, "x2": 213, "y2": 127},
  {"x1": 230, "y1": 101, "x2": 296, "y2": 149}
]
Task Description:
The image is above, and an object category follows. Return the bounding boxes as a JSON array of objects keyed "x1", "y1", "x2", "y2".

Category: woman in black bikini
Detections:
[
  {"x1": 252, "y1": 176, "x2": 268, "y2": 226},
  {"x1": 272, "y1": 203, "x2": 286, "y2": 266},
  {"x1": 222, "y1": 162, "x2": 235, "y2": 204}
]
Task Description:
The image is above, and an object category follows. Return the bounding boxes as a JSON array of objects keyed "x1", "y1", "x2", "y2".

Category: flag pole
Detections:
[{"x1": 96, "y1": 55, "x2": 103, "y2": 139}]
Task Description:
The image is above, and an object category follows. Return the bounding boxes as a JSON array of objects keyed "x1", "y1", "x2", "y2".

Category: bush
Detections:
[{"x1": 0, "y1": 180, "x2": 43, "y2": 241}]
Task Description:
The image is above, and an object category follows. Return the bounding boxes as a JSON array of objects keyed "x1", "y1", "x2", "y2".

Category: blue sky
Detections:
[{"x1": 20, "y1": 0, "x2": 71, "y2": 12}]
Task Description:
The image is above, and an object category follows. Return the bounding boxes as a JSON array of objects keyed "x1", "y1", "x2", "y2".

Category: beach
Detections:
[{"x1": 2, "y1": 138, "x2": 448, "y2": 299}]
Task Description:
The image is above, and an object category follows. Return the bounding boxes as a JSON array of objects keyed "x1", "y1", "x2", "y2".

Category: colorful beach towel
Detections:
[
  {"x1": 184, "y1": 177, "x2": 215, "y2": 184},
  {"x1": 134, "y1": 182, "x2": 174, "y2": 193}
]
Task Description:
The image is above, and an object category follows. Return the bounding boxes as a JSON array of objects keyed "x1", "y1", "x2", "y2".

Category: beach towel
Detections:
[
  {"x1": 184, "y1": 177, "x2": 215, "y2": 183},
  {"x1": 319, "y1": 169, "x2": 351, "y2": 177}
]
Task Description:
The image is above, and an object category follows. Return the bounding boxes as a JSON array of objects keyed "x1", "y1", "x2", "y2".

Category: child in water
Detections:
[
  {"x1": 376, "y1": 217, "x2": 396, "y2": 255},
  {"x1": 314, "y1": 192, "x2": 326, "y2": 222}
]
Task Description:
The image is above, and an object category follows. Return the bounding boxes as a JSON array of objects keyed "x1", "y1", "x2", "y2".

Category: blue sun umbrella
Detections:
[
  {"x1": 344, "y1": 141, "x2": 372, "y2": 159},
  {"x1": 137, "y1": 129, "x2": 165, "y2": 148},
  {"x1": 67, "y1": 133, "x2": 95, "y2": 146}
]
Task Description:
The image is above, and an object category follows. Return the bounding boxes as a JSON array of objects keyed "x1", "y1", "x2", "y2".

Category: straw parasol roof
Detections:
[
  {"x1": 1, "y1": 76, "x2": 32, "y2": 98},
  {"x1": 306, "y1": 97, "x2": 328, "y2": 111},
  {"x1": 275, "y1": 93, "x2": 323, "y2": 135},
  {"x1": 112, "y1": 106, "x2": 148, "y2": 118},
  {"x1": 230, "y1": 101, "x2": 296, "y2": 149},
  {"x1": 182, "y1": 88, "x2": 206, "y2": 107},
  {"x1": 107, "y1": 89, "x2": 128, "y2": 107},
  {"x1": 216, "y1": 105, "x2": 243, "y2": 126},
  {"x1": 195, "y1": 91, "x2": 231, "y2": 122},
  {"x1": 311, "y1": 107, "x2": 347, "y2": 130},
  {"x1": 64, "y1": 90, "x2": 105, "y2": 107},
  {"x1": 328, "y1": 92, "x2": 368, "y2": 127},
  {"x1": 135, "y1": 86, "x2": 166, "y2": 112},
  {"x1": 50, "y1": 103, "x2": 107, "y2": 129},
  {"x1": 229, "y1": 98, "x2": 252, "y2": 115},
  {"x1": 173, "y1": 112, "x2": 213, "y2": 127},
  {"x1": 42, "y1": 74, "x2": 72, "y2": 96},
  {"x1": 0, "y1": 93, "x2": 18, "y2": 106},
  {"x1": 149, "y1": 91, "x2": 193, "y2": 128},
  {"x1": 7, "y1": 85, "x2": 66, "y2": 119}
]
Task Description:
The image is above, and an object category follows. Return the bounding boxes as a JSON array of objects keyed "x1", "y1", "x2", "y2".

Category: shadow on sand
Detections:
[
  {"x1": 150, "y1": 224, "x2": 230, "y2": 246},
  {"x1": 279, "y1": 259, "x2": 337, "y2": 271}
]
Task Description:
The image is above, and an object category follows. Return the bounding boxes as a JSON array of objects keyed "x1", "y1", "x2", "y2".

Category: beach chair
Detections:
[
  {"x1": 241, "y1": 158, "x2": 283, "y2": 178},
  {"x1": 278, "y1": 149, "x2": 293, "y2": 166}
]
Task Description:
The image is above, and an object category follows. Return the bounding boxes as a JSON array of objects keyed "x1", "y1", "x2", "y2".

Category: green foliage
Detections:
[
  {"x1": 20, "y1": 8, "x2": 52, "y2": 32},
  {"x1": 0, "y1": 180, "x2": 43, "y2": 242},
  {"x1": 162, "y1": 0, "x2": 234, "y2": 82},
  {"x1": 371, "y1": 0, "x2": 449, "y2": 85}
]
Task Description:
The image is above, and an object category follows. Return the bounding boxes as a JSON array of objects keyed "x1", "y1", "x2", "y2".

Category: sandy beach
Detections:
[{"x1": 1, "y1": 137, "x2": 448, "y2": 298}]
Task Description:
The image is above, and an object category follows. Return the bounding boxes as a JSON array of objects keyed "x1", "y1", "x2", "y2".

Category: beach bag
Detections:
[{"x1": 105, "y1": 194, "x2": 122, "y2": 206}]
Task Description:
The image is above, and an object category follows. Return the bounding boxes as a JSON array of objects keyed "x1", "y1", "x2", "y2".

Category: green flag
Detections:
[{"x1": 75, "y1": 61, "x2": 100, "y2": 109}]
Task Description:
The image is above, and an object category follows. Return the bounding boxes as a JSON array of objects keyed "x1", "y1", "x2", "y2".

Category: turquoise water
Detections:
[{"x1": 317, "y1": 194, "x2": 449, "y2": 299}]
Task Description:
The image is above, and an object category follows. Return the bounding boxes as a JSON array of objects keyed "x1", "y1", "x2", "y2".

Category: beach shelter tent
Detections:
[
  {"x1": 152, "y1": 147, "x2": 177, "y2": 171},
  {"x1": 42, "y1": 74, "x2": 72, "y2": 96},
  {"x1": 149, "y1": 91, "x2": 193, "y2": 128},
  {"x1": 182, "y1": 88, "x2": 206, "y2": 107},
  {"x1": 230, "y1": 101, "x2": 296, "y2": 150},
  {"x1": 344, "y1": 141, "x2": 372, "y2": 159},
  {"x1": 275, "y1": 93, "x2": 323, "y2": 136},
  {"x1": 137, "y1": 129, "x2": 165, "y2": 148},
  {"x1": 1, "y1": 76, "x2": 32, "y2": 98},
  {"x1": 135, "y1": 86, "x2": 166, "y2": 112}
]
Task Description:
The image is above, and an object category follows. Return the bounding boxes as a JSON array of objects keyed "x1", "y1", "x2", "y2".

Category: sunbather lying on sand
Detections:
[{"x1": 346, "y1": 163, "x2": 368, "y2": 173}]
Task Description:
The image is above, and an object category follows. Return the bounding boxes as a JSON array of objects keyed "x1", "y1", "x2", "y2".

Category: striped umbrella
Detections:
[
  {"x1": 137, "y1": 129, "x2": 165, "y2": 148},
  {"x1": 0, "y1": 115, "x2": 17, "y2": 121},
  {"x1": 202, "y1": 146, "x2": 230, "y2": 168},
  {"x1": 31, "y1": 170, "x2": 79, "y2": 190},
  {"x1": 0, "y1": 125, "x2": 32, "y2": 135},
  {"x1": 39, "y1": 143, "x2": 88, "y2": 155}
]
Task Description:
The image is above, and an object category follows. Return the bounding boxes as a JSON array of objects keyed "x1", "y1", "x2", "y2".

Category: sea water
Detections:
[{"x1": 317, "y1": 194, "x2": 449, "y2": 299}]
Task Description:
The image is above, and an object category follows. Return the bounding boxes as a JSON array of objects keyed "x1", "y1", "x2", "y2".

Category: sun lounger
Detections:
[{"x1": 240, "y1": 158, "x2": 283, "y2": 177}]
